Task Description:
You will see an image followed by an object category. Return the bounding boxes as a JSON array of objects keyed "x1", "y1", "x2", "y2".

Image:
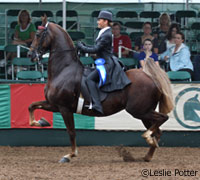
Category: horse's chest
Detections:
[{"x1": 45, "y1": 83, "x2": 74, "y2": 105}]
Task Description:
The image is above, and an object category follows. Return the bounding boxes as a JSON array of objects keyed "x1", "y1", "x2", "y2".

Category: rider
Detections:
[{"x1": 77, "y1": 10, "x2": 131, "y2": 114}]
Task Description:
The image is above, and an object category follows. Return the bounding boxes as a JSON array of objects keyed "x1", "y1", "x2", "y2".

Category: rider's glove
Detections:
[{"x1": 76, "y1": 41, "x2": 84, "y2": 50}]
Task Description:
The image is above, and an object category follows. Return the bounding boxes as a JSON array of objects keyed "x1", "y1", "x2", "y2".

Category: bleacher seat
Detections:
[
  {"x1": 10, "y1": 21, "x2": 17, "y2": 29},
  {"x1": 17, "y1": 71, "x2": 42, "y2": 81},
  {"x1": 130, "y1": 32, "x2": 143, "y2": 42},
  {"x1": 56, "y1": 10, "x2": 79, "y2": 30},
  {"x1": 191, "y1": 22, "x2": 200, "y2": 30},
  {"x1": 31, "y1": 10, "x2": 54, "y2": 27},
  {"x1": 11, "y1": 57, "x2": 38, "y2": 80},
  {"x1": 119, "y1": 57, "x2": 138, "y2": 70},
  {"x1": 91, "y1": 10, "x2": 101, "y2": 18},
  {"x1": 68, "y1": 31, "x2": 85, "y2": 41},
  {"x1": 58, "y1": 21, "x2": 77, "y2": 30},
  {"x1": 167, "y1": 71, "x2": 191, "y2": 81},
  {"x1": 80, "y1": 56, "x2": 94, "y2": 67},
  {"x1": 175, "y1": 10, "x2": 196, "y2": 30},
  {"x1": 116, "y1": 11, "x2": 137, "y2": 18},
  {"x1": 31, "y1": 10, "x2": 53, "y2": 18},
  {"x1": 5, "y1": 9, "x2": 21, "y2": 44},
  {"x1": 3, "y1": 44, "x2": 27, "y2": 79},
  {"x1": 139, "y1": 11, "x2": 160, "y2": 22},
  {"x1": 124, "y1": 22, "x2": 144, "y2": 30}
]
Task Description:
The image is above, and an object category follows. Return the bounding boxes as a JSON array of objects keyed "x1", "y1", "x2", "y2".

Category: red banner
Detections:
[{"x1": 10, "y1": 84, "x2": 53, "y2": 128}]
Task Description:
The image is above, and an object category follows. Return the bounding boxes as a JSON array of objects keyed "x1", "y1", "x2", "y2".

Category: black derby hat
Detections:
[{"x1": 98, "y1": 10, "x2": 112, "y2": 22}]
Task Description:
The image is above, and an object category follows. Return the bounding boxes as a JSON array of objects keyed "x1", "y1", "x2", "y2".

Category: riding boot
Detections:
[{"x1": 86, "y1": 80, "x2": 104, "y2": 114}]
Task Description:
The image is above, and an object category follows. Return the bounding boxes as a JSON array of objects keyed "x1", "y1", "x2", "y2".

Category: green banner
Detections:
[
  {"x1": 0, "y1": 85, "x2": 11, "y2": 128},
  {"x1": 53, "y1": 113, "x2": 95, "y2": 129}
]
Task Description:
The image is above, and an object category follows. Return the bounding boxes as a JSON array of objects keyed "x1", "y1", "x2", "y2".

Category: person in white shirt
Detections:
[{"x1": 160, "y1": 32, "x2": 193, "y2": 78}]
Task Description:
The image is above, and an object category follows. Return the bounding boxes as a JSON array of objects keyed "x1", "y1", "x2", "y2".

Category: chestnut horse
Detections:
[{"x1": 28, "y1": 16, "x2": 174, "y2": 163}]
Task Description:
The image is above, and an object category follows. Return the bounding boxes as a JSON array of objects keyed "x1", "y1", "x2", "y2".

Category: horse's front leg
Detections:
[
  {"x1": 29, "y1": 100, "x2": 58, "y2": 127},
  {"x1": 58, "y1": 107, "x2": 78, "y2": 163}
]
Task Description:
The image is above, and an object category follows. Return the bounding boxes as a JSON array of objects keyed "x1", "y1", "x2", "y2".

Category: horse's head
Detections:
[{"x1": 28, "y1": 15, "x2": 51, "y2": 62}]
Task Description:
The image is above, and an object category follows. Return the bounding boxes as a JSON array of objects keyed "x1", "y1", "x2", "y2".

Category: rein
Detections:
[{"x1": 50, "y1": 48, "x2": 76, "y2": 54}]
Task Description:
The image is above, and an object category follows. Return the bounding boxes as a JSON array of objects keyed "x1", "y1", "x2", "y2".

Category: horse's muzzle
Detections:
[{"x1": 27, "y1": 50, "x2": 38, "y2": 62}]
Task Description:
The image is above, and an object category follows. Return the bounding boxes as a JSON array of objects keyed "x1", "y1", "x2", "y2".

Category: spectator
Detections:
[
  {"x1": 13, "y1": 9, "x2": 36, "y2": 47},
  {"x1": 159, "y1": 23, "x2": 180, "y2": 70},
  {"x1": 134, "y1": 22, "x2": 158, "y2": 54},
  {"x1": 153, "y1": 13, "x2": 171, "y2": 54},
  {"x1": 160, "y1": 32, "x2": 193, "y2": 78},
  {"x1": 138, "y1": 39, "x2": 159, "y2": 69},
  {"x1": 7, "y1": 10, "x2": 36, "y2": 75},
  {"x1": 165, "y1": 23, "x2": 180, "y2": 50},
  {"x1": 112, "y1": 22, "x2": 132, "y2": 57}
]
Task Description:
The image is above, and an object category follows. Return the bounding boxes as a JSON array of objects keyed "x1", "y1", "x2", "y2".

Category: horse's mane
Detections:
[
  {"x1": 53, "y1": 23, "x2": 74, "y2": 42},
  {"x1": 49, "y1": 22, "x2": 80, "y2": 63}
]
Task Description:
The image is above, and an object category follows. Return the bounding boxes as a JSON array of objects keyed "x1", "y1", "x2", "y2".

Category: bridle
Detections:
[
  {"x1": 30, "y1": 21, "x2": 76, "y2": 63},
  {"x1": 30, "y1": 22, "x2": 50, "y2": 64}
]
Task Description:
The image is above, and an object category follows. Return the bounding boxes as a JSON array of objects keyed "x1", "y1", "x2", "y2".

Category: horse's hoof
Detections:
[
  {"x1": 143, "y1": 156, "x2": 151, "y2": 162},
  {"x1": 59, "y1": 157, "x2": 70, "y2": 163},
  {"x1": 38, "y1": 118, "x2": 51, "y2": 127}
]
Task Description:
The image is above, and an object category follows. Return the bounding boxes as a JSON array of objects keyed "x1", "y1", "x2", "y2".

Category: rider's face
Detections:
[{"x1": 97, "y1": 19, "x2": 108, "y2": 29}]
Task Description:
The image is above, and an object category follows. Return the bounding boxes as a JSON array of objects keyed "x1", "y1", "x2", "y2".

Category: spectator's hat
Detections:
[{"x1": 98, "y1": 11, "x2": 112, "y2": 22}]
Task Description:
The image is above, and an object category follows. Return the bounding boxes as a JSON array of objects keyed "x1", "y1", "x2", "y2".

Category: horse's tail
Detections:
[{"x1": 143, "y1": 58, "x2": 174, "y2": 114}]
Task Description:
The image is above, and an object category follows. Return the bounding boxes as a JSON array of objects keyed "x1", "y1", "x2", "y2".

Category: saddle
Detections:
[
  {"x1": 80, "y1": 67, "x2": 107, "y2": 103},
  {"x1": 76, "y1": 59, "x2": 127, "y2": 114}
]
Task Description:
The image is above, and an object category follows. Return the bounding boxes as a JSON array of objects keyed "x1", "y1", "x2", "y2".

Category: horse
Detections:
[{"x1": 28, "y1": 16, "x2": 174, "y2": 163}]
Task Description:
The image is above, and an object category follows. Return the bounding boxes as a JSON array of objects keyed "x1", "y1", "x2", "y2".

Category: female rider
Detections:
[{"x1": 77, "y1": 11, "x2": 130, "y2": 114}]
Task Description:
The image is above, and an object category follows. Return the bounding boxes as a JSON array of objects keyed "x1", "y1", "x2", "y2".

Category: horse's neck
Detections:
[{"x1": 48, "y1": 39, "x2": 83, "y2": 79}]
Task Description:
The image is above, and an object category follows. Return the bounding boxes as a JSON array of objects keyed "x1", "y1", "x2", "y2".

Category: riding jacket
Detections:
[
  {"x1": 77, "y1": 27, "x2": 131, "y2": 92},
  {"x1": 160, "y1": 43, "x2": 193, "y2": 71}
]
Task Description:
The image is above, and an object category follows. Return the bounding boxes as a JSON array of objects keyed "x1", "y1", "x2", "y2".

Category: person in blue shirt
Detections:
[
  {"x1": 160, "y1": 32, "x2": 193, "y2": 77},
  {"x1": 138, "y1": 39, "x2": 160, "y2": 69}
]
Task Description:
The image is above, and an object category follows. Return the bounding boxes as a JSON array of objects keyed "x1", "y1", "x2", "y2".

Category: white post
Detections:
[
  {"x1": 118, "y1": 46, "x2": 122, "y2": 58},
  {"x1": 17, "y1": 45, "x2": 20, "y2": 58},
  {"x1": 62, "y1": 0, "x2": 66, "y2": 30}
]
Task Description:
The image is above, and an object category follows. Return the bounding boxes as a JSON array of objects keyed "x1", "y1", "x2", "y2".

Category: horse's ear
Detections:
[{"x1": 41, "y1": 14, "x2": 47, "y2": 26}]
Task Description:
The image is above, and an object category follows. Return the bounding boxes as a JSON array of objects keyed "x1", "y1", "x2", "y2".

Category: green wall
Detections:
[{"x1": 0, "y1": 129, "x2": 199, "y2": 147}]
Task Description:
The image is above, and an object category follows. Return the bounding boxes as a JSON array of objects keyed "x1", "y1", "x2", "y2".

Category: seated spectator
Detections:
[
  {"x1": 160, "y1": 32, "x2": 193, "y2": 78},
  {"x1": 165, "y1": 23, "x2": 180, "y2": 50},
  {"x1": 13, "y1": 9, "x2": 36, "y2": 47},
  {"x1": 112, "y1": 22, "x2": 132, "y2": 57},
  {"x1": 153, "y1": 13, "x2": 171, "y2": 54},
  {"x1": 159, "y1": 23, "x2": 180, "y2": 71},
  {"x1": 134, "y1": 22, "x2": 158, "y2": 54},
  {"x1": 138, "y1": 39, "x2": 159, "y2": 69},
  {"x1": 7, "y1": 9, "x2": 36, "y2": 75}
]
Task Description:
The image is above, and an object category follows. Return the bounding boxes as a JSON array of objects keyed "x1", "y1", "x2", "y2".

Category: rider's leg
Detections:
[{"x1": 86, "y1": 69, "x2": 103, "y2": 114}]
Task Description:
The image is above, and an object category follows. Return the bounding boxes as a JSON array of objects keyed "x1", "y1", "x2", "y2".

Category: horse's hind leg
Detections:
[
  {"x1": 141, "y1": 119, "x2": 162, "y2": 162},
  {"x1": 141, "y1": 111, "x2": 168, "y2": 147},
  {"x1": 58, "y1": 107, "x2": 78, "y2": 163},
  {"x1": 29, "y1": 100, "x2": 58, "y2": 127}
]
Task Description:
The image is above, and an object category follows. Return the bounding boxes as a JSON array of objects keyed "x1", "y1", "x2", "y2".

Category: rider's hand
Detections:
[{"x1": 77, "y1": 41, "x2": 84, "y2": 50}]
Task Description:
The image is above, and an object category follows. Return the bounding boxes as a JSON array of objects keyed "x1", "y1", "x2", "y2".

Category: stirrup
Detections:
[{"x1": 84, "y1": 102, "x2": 93, "y2": 110}]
